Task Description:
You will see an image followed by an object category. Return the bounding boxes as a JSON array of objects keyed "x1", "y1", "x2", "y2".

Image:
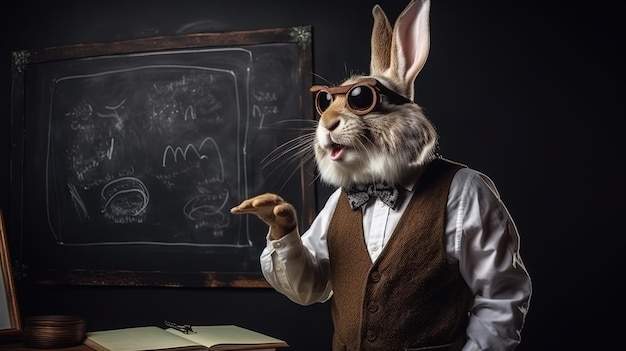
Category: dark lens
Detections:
[
  {"x1": 348, "y1": 85, "x2": 375, "y2": 111},
  {"x1": 316, "y1": 91, "x2": 333, "y2": 114}
]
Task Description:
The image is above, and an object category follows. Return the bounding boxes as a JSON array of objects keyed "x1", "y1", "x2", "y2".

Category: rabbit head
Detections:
[{"x1": 312, "y1": 0, "x2": 438, "y2": 188}]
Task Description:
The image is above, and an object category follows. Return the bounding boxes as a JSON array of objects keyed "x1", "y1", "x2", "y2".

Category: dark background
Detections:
[{"x1": 1, "y1": 1, "x2": 622, "y2": 350}]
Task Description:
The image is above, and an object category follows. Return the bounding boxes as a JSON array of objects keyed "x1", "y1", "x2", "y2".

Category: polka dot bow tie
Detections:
[{"x1": 345, "y1": 182, "x2": 400, "y2": 210}]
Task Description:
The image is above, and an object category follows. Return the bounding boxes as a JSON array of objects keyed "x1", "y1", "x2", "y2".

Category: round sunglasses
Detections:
[{"x1": 309, "y1": 78, "x2": 414, "y2": 116}]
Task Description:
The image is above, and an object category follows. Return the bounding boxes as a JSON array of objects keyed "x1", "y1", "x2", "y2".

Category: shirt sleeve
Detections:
[
  {"x1": 259, "y1": 189, "x2": 341, "y2": 305},
  {"x1": 449, "y1": 169, "x2": 532, "y2": 351}
]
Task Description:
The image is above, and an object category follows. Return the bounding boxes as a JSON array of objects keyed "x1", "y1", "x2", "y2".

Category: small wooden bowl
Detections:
[{"x1": 24, "y1": 315, "x2": 86, "y2": 348}]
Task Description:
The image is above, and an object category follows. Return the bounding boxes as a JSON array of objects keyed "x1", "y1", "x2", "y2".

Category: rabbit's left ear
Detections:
[{"x1": 370, "y1": 0, "x2": 430, "y2": 99}]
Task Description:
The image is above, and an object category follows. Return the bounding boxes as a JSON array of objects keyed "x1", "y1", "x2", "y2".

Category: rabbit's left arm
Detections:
[{"x1": 449, "y1": 169, "x2": 532, "y2": 350}]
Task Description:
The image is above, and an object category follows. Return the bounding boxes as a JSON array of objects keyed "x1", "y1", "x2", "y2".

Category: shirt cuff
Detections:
[{"x1": 266, "y1": 228, "x2": 300, "y2": 250}]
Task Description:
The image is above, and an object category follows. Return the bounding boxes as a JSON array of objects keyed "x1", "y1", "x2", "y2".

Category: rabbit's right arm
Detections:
[{"x1": 230, "y1": 193, "x2": 297, "y2": 240}]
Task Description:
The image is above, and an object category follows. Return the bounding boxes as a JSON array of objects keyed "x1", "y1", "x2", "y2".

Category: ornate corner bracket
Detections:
[
  {"x1": 11, "y1": 50, "x2": 31, "y2": 73},
  {"x1": 290, "y1": 26, "x2": 312, "y2": 50}
]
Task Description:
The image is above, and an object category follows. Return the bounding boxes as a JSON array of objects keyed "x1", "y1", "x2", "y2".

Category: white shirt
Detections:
[{"x1": 260, "y1": 167, "x2": 532, "y2": 351}]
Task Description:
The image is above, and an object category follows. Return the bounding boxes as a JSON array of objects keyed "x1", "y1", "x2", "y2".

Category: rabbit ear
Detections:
[
  {"x1": 392, "y1": 0, "x2": 430, "y2": 95},
  {"x1": 371, "y1": 0, "x2": 430, "y2": 99},
  {"x1": 370, "y1": 5, "x2": 393, "y2": 76}
]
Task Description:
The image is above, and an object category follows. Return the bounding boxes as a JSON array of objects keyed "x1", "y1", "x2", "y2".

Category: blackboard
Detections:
[{"x1": 10, "y1": 26, "x2": 315, "y2": 287}]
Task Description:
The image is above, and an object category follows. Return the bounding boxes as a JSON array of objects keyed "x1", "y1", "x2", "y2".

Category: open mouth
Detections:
[{"x1": 329, "y1": 143, "x2": 346, "y2": 160}]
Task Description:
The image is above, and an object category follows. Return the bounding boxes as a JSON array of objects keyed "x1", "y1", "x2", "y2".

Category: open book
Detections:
[{"x1": 84, "y1": 325, "x2": 289, "y2": 351}]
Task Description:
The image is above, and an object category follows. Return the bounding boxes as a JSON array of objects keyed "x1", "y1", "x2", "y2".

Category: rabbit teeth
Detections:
[{"x1": 330, "y1": 143, "x2": 346, "y2": 160}]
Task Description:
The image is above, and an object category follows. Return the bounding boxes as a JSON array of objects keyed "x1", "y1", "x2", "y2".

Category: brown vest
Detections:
[{"x1": 327, "y1": 158, "x2": 472, "y2": 351}]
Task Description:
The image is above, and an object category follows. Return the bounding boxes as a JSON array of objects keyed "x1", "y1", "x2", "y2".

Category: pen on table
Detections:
[{"x1": 164, "y1": 320, "x2": 196, "y2": 334}]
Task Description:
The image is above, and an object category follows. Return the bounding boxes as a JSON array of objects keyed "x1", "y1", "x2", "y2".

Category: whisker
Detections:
[
  {"x1": 261, "y1": 132, "x2": 316, "y2": 167},
  {"x1": 265, "y1": 154, "x2": 315, "y2": 193},
  {"x1": 251, "y1": 113, "x2": 320, "y2": 192},
  {"x1": 311, "y1": 72, "x2": 333, "y2": 86},
  {"x1": 262, "y1": 118, "x2": 317, "y2": 130},
  {"x1": 261, "y1": 151, "x2": 316, "y2": 193},
  {"x1": 261, "y1": 136, "x2": 312, "y2": 168},
  {"x1": 307, "y1": 171, "x2": 322, "y2": 188},
  {"x1": 258, "y1": 123, "x2": 317, "y2": 191}
]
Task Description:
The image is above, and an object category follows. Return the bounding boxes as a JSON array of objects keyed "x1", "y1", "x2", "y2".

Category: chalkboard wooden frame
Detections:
[
  {"x1": 9, "y1": 26, "x2": 316, "y2": 287},
  {"x1": 0, "y1": 209, "x2": 22, "y2": 340}
]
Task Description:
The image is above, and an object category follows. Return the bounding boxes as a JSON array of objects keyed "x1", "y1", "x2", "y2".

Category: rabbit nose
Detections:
[
  {"x1": 320, "y1": 112, "x2": 340, "y2": 131},
  {"x1": 326, "y1": 119, "x2": 340, "y2": 131}
]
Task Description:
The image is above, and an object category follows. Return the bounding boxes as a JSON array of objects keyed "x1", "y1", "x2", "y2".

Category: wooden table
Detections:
[{"x1": 0, "y1": 342, "x2": 94, "y2": 351}]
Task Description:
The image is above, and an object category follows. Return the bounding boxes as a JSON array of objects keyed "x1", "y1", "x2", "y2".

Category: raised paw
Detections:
[{"x1": 231, "y1": 193, "x2": 297, "y2": 239}]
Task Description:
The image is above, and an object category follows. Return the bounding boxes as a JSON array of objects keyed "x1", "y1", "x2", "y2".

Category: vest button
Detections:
[
  {"x1": 366, "y1": 330, "x2": 377, "y2": 341},
  {"x1": 367, "y1": 301, "x2": 378, "y2": 312},
  {"x1": 370, "y1": 271, "x2": 381, "y2": 282}
]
